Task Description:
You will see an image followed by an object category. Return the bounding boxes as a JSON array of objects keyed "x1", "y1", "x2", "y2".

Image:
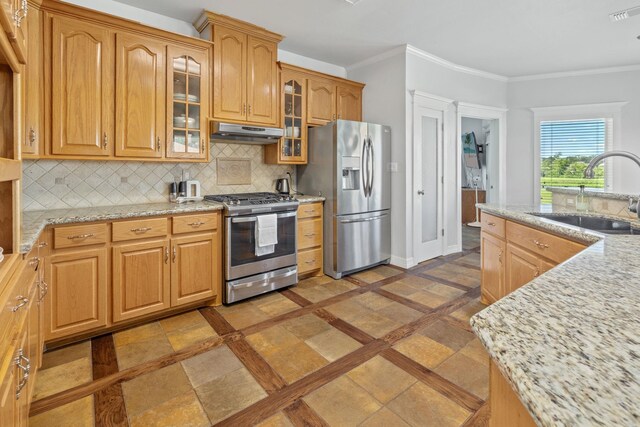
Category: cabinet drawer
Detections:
[
  {"x1": 0, "y1": 261, "x2": 36, "y2": 351},
  {"x1": 298, "y1": 248, "x2": 322, "y2": 274},
  {"x1": 506, "y1": 221, "x2": 586, "y2": 264},
  {"x1": 298, "y1": 219, "x2": 322, "y2": 250},
  {"x1": 54, "y1": 223, "x2": 108, "y2": 249},
  {"x1": 172, "y1": 213, "x2": 218, "y2": 234},
  {"x1": 298, "y1": 203, "x2": 323, "y2": 219},
  {"x1": 112, "y1": 218, "x2": 168, "y2": 242},
  {"x1": 481, "y1": 213, "x2": 506, "y2": 239}
]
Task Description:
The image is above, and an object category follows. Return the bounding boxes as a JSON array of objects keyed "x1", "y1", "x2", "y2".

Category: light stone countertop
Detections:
[
  {"x1": 294, "y1": 194, "x2": 326, "y2": 204},
  {"x1": 21, "y1": 201, "x2": 224, "y2": 254},
  {"x1": 547, "y1": 186, "x2": 636, "y2": 201},
  {"x1": 471, "y1": 203, "x2": 640, "y2": 426}
]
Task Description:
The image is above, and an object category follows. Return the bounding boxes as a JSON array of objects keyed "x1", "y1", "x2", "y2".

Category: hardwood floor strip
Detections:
[
  {"x1": 373, "y1": 288, "x2": 433, "y2": 314},
  {"x1": 419, "y1": 273, "x2": 474, "y2": 292},
  {"x1": 227, "y1": 339, "x2": 287, "y2": 394},
  {"x1": 91, "y1": 335, "x2": 128, "y2": 426},
  {"x1": 441, "y1": 314, "x2": 475, "y2": 333},
  {"x1": 199, "y1": 306, "x2": 236, "y2": 335},
  {"x1": 343, "y1": 276, "x2": 369, "y2": 287},
  {"x1": 283, "y1": 400, "x2": 330, "y2": 427},
  {"x1": 463, "y1": 402, "x2": 490, "y2": 427},
  {"x1": 279, "y1": 288, "x2": 313, "y2": 307},
  {"x1": 216, "y1": 340, "x2": 388, "y2": 426},
  {"x1": 381, "y1": 348, "x2": 484, "y2": 413},
  {"x1": 30, "y1": 335, "x2": 230, "y2": 416},
  {"x1": 314, "y1": 309, "x2": 375, "y2": 345}
]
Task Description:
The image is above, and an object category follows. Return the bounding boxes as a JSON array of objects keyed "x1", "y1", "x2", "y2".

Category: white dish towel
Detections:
[{"x1": 255, "y1": 214, "x2": 278, "y2": 256}]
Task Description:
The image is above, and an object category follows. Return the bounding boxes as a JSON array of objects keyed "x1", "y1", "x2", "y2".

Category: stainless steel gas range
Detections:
[{"x1": 204, "y1": 192, "x2": 299, "y2": 304}]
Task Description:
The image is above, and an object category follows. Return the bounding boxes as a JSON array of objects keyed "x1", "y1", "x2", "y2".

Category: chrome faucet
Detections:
[{"x1": 583, "y1": 151, "x2": 640, "y2": 217}]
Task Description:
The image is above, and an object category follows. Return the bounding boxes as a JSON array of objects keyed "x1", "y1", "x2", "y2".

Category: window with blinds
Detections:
[{"x1": 539, "y1": 118, "x2": 611, "y2": 204}]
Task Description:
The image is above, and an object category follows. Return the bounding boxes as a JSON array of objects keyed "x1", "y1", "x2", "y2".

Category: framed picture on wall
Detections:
[{"x1": 463, "y1": 132, "x2": 481, "y2": 169}]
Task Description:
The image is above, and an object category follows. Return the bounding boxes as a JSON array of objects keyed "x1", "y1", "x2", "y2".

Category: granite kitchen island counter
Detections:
[
  {"x1": 20, "y1": 201, "x2": 224, "y2": 253},
  {"x1": 471, "y1": 203, "x2": 640, "y2": 426}
]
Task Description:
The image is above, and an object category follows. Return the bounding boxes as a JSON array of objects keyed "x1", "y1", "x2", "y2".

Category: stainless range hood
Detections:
[{"x1": 211, "y1": 121, "x2": 283, "y2": 145}]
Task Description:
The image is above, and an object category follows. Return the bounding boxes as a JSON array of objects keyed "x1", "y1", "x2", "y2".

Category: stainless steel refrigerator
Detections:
[{"x1": 297, "y1": 120, "x2": 391, "y2": 279}]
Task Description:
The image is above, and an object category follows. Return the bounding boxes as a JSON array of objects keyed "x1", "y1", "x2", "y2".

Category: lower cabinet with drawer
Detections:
[
  {"x1": 480, "y1": 212, "x2": 586, "y2": 304},
  {"x1": 41, "y1": 211, "x2": 223, "y2": 344},
  {"x1": 297, "y1": 203, "x2": 324, "y2": 277}
]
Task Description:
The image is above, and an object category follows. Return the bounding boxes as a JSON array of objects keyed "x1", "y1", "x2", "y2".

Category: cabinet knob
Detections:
[
  {"x1": 156, "y1": 137, "x2": 161, "y2": 152},
  {"x1": 29, "y1": 127, "x2": 36, "y2": 146},
  {"x1": 103, "y1": 133, "x2": 108, "y2": 149}
]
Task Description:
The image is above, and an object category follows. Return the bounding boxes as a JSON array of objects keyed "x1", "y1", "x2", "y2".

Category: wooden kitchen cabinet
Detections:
[
  {"x1": 197, "y1": 11, "x2": 282, "y2": 126},
  {"x1": 45, "y1": 248, "x2": 108, "y2": 340},
  {"x1": 480, "y1": 231, "x2": 505, "y2": 305},
  {"x1": 307, "y1": 77, "x2": 336, "y2": 125},
  {"x1": 505, "y1": 243, "x2": 541, "y2": 296},
  {"x1": 22, "y1": 1, "x2": 41, "y2": 156},
  {"x1": 171, "y1": 232, "x2": 219, "y2": 306},
  {"x1": 297, "y1": 203, "x2": 324, "y2": 277},
  {"x1": 112, "y1": 239, "x2": 171, "y2": 322},
  {"x1": 115, "y1": 32, "x2": 166, "y2": 158},
  {"x1": 50, "y1": 15, "x2": 114, "y2": 157},
  {"x1": 0, "y1": 0, "x2": 27, "y2": 64},
  {"x1": 337, "y1": 83, "x2": 362, "y2": 121},
  {"x1": 166, "y1": 44, "x2": 209, "y2": 159}
]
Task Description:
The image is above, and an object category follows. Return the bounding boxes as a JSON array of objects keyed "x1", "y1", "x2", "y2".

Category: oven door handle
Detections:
[{"x1": 231, "y1": 211, "x2": 297, "y2": 223}]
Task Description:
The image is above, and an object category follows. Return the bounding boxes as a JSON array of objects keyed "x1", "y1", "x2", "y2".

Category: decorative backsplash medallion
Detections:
[{"x1": 22, "y1": 142, "x2": 295, "y2": 210}]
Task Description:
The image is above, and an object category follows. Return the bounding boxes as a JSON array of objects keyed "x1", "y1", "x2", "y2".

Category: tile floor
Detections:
[{"x1": 30, "y1": 226, "x2": 488, "y2": 426}]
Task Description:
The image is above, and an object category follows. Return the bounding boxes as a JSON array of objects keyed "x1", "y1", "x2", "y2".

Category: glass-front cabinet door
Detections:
[
  {"x1": 167, "y1": 45, "x2": 209, "y2": 160},
  {"x1": 280, "y1": 71, "x2": 307, "y2": 163}
]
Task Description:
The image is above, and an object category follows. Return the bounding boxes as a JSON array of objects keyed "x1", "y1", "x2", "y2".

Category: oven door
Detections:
[{"x1": 226, "y1": 211, "x2": 297, "y2": 280}]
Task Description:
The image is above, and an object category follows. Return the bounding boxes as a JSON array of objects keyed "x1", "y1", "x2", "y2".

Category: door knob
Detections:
[{"x1": 417, "y1": 190, "x2": 425, "y2": 195}]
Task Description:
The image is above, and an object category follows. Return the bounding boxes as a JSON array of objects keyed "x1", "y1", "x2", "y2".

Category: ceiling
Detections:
[{"x1": 114, "y1": 0, "x2": 640, "y2": 77}]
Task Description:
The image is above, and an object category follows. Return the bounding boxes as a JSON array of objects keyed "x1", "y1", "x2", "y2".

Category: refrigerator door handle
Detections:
[
  {"x1": 362, "y1": 138, "x2": 369, "y2": 197},
  {"x1": 367, "y1": 138, "x2": 374, "y2": 197},
  {"x1": 339, "y1": 212, "x2": 389, "y2": 224}
]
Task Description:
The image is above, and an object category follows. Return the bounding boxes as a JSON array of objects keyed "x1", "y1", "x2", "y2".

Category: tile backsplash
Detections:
[{"x1": 22, "y1": 142, "x2": 295, "y2": 211}]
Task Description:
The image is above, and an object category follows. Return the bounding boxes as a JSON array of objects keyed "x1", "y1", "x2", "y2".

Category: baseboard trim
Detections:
[{"x1": 390, "y1": 256, "x2": 415, "y2": 269}]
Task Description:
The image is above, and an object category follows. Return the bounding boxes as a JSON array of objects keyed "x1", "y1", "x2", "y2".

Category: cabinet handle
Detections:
[
  {"x1": 37, "y1": 242, "x2": 48, "y2": 248},
  {"x1": 28, "y1": 257, "x2": 39, "y2": 270},
  {"x1": 534, "y1": 268, "x2": 540, "y2": 277},
  {"x1": 156, "y1": 137, "x2": 161, "y2": 152},
  {"x1": 37, "y1": 280, "x2": 48, "y2": 301},
  {"x1": 201, "y1": 139, "x2": 205, "y2": 153},
  {"x1": 188, "y1": 221, "x2": 205, "y2": 227},
  {"x1": 305, "y1": 260, "x2": 316, "y2": 264},
  {"x1": 103, "y1": 133, "x2": 108, "y2": 149},
  {"x1": 487, "y1": 222, "x2": 496, "y2": 226},
  {"x1": 532, "y1": 239, "x2": 549, "y2": 249},
  {"x1": 304, "y1": 210, "x2": 315, "y2": 214},
  {"x1": 498, "y1": 250, "x2": 503, "y2": 265},
  {"x1": 304, "y1": 233, "x2": 316, "y2": 237},
  {"x1": 165, "y1": 247, "x2": 169, "y2": 264},
  {"x1": 172, "y1": 246, "x2": 177, "y2": 263},
  {"x1": 11, "y1": 296, "x2": 29, "y2": 312},
  {"x1": 243, "y1": 103, "x2": 246, "y2": 115},
  {"x1": 67, "y1": 233, "x2": 95, "y2": 240},
  {"x1": 29, "y1": 127, "x2": 36, "y2": 146},
  {"x1": 332, "y1": 114, "x2": 336, "y2": 120},
  {"x1": 248, "y1": 105, "x2": 252, "y2": 115},
  {"x1": 14, "y1": 349, "x2": 30, "y2": 399},
  {"x1": 130, "y1": 227, "x2": 152, "y2": 233}
]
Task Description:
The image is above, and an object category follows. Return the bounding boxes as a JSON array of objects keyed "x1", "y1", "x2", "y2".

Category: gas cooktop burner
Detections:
[{"x1": 204, "y1": 192, "x2": 298, "y2": 215}]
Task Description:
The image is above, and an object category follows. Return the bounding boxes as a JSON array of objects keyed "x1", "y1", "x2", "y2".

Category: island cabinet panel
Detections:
[
  {"x1": 45, "y1": 248, "x2": 108, "y2": 340},
  {"x1": 480, "y1": 231, "x2": 504, "y2": 305},
  {"x1": 306, "y1": 77, "x2": 336, "y2": 125},
  {"x1": 490, "y1": 362, "x2": 537, "y2": 427},
  {"x1": 50, "y1": 16, "x2": 114, "y2": 157},
  {"x1": 171, "y1": 232, "x2": 218, "y2": 306},
  {"x1": 505, "y1": 243, "x2": 543, "y2": 296},
  {"x1": 115, "y1": 33, "x2": 166, "y2": 158},
  {"x1": 213, "y1": 25, "x2": 246, "y2": 122},
  {"x1": 112, "y1": 239, "x2": 171, "y2": 322},
  {"x1": 246, "y1": 36, "x2": 278, "y2": 125},
  {"x1": 506, "y1": 221, "x2": 585, "y2": 265},
  {"x1": 336, "y1": 83, "x2": 362, "y2": 121}
]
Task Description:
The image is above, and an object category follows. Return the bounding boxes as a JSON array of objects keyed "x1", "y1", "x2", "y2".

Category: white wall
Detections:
[
  {"x1": 278, "y1": 50, "x2": 347, "y2": 78},
  {"x1": 347, "y1": 51, "x2": 408, "y2": 265},
  {"x1": 507, "y1": 69, "x2": 640, "y2": 204}
]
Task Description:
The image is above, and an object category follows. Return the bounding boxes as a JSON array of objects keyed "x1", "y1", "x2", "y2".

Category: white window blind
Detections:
[{"x1": 539, "y1": 118, "x2": 612, "y2": 204}]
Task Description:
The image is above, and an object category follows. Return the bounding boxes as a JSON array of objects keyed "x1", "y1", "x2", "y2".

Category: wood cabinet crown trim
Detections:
[
  {"x1": 194, "y1": 11, "x2": 283, "y2": 43},
  {"x1": 279, "y1": 62, "x2": 365, "y2": 89},
  {"x1": 40, "y1": 0, "x2": 213, "y2": 48}
]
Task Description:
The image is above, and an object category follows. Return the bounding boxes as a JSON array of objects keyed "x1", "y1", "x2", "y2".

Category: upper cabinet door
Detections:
[
  {"x1": 23, "y1": 4, "x2": 41, "y2": 156},
  {"x1": 115, "y1": 33, "x2": 166, "y2": 158},
  {"x1": 307, "y1": 78, "x2": 335, "y2": 125},
  {"x1": 0, "y1": 0, "x2": 27, "y2": 63},
  {"x1": 167, "y1": 45, "x2": 209, "y2": 160},
  {"x1": 337, "y1": 84, "x2": 362, "y2": 122},
  {"x1": 213, "y1": 25, "x2": 246, "y2": 122},
  {"x1": 246, "y1": 36, "x2": 277, "y2": 125},
  {"x1": 51, "y1": 16, "x2": 113, "y2": 156}
]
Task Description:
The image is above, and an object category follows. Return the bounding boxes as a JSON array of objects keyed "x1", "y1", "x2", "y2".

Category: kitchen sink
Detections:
[{"x1": 530, "y1": 213, "x2": 639, "y2": 235}]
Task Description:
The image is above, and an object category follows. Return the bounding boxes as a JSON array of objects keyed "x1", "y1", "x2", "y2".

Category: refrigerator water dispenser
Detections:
[{"x1": 342, "y1": 156, "x2": 361, "y2": 190}]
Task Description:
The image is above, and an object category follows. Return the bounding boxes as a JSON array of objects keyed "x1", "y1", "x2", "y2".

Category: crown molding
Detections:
[
  {"x1": 346, "y1": 45, "x2": 407, "y2": 71},
  {"x1": 510, "y1": 64, "x2": 640, "y2": 82}
]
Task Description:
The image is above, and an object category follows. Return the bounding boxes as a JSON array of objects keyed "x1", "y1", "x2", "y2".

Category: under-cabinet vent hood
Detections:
[{"x1": 211, "y1": 122, "x2": 283, "y2": 145}]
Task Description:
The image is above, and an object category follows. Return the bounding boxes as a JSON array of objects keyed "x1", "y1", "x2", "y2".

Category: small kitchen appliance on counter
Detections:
[
  {"x1": 203, "y1": 192, "x2": 299, "y2": 303},
  {"x1": 170, "y1": 179, "x2": 203, "y2": 203},
  {"x1": 276, "y1": 177, "x2": 290, "y2": 195}
]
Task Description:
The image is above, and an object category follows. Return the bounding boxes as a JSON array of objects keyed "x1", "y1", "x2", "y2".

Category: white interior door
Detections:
[{"x1": 414, "y1": 105, "x2": 444, "y2": 263}]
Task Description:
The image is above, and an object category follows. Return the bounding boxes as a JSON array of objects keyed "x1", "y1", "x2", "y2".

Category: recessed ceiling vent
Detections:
[{"x1": 610, "y1": 5, "x2": 640, "y2": 22}]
